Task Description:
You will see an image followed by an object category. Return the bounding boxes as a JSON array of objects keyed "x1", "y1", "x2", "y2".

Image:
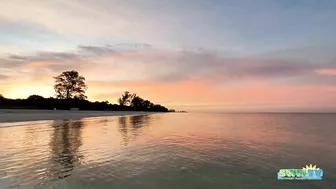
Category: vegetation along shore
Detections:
[{"x1": 0, "y1": 70, "x2": 169, "y2": 112}]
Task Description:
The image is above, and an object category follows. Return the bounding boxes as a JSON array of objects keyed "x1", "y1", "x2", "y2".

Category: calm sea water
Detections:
[{"x1": 0, "y1": 113, "x2": 335, "y2": 189}]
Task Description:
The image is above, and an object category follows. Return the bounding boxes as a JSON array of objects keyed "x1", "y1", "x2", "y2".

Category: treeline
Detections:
[
  {"x1": 0, "y1": 70, "x2": 169, "y2": 112},
  {"x1": 0, "y1": 92, "x2": 169, "y2": 112}
]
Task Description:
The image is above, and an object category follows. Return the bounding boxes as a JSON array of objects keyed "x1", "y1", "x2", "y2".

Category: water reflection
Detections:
[
  {"x1": 118, "y1": 115, "x2": 151, "y2": 146},
  {"x1": 47, "y1": 120, "x2": 84, "y2": 180},
  {"x1": 1, "y1": 114, "x2": 336, "y2": 189}
]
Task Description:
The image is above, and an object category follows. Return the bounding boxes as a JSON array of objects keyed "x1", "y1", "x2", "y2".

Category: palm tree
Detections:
[{"x1": 118, "y1": 91, "x2": 135, "y2": 106}]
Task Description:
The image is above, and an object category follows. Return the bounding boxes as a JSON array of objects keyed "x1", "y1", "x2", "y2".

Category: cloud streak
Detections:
[
  {"x1": 1, "y1": 44, "x2": 333, "y2": 84},
  {"x1": 0, "y1": 74, "x2": 9, "y2": 80},
  {"x1": 315, "y1": 69, "x2": 336, "y2": 76}
]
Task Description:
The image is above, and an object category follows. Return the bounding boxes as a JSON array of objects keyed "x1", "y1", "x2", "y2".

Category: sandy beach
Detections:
[{"x1": 0, "y1": 109, "x2": 157, "y2": 123}]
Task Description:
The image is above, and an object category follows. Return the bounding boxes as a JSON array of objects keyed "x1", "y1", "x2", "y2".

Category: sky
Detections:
[{"x1": 1, "y1": 0, "x2": 336, "y2": 112}]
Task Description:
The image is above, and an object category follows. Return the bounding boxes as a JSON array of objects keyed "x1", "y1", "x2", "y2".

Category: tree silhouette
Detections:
[
  {"x1": 131, "y1": 95, "x2": 144, "y2": 108},
  {"x1": 27, "y1": 94, "x2": 44, "y2": 101},
  {"x1": 118, "y1": 91, "x2": 135, "y2": 106},
  {"x1": 53, "y1": 70, "x2": 87, "y2": 100},
  {"x1": 141, "y1": 100, "x2": 151, "y2": 109},
  {"x1": 117, "y1": 92, "x2": 168, "y2": 111},
  {"x1": 1, "y1": 88, "x2": 169, "y2": 112}
]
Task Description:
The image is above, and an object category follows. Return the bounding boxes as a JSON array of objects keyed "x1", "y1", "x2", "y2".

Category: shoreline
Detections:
[{"x1": 0, "y1": 109, "x2": 159, "y2": 123}]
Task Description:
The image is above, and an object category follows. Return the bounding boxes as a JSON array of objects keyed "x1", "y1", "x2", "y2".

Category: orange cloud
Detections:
[{"x1": 19, "y1": 61, "x2": 57, "y2": 68}]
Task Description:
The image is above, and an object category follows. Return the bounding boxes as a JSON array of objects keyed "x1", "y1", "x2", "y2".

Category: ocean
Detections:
[{"x1": 0, "y1": 113, "x2": 335, "y2": 189}]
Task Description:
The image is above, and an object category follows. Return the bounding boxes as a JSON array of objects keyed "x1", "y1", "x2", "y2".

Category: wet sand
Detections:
[{"x1": 0, "y1": 109, "x2": 157, "y2": 123}]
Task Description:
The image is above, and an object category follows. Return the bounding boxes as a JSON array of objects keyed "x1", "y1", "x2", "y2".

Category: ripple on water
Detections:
[{"x1": 0, "y1": 113, "x2": 336, "y2": 189}]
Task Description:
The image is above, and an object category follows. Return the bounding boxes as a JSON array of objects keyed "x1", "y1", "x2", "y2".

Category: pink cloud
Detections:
[{"x1": 315, "y1": 69, "x2": 336, "y2": 76}]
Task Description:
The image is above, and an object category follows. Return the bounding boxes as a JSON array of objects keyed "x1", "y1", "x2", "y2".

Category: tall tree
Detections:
[{"x1": 53, "y1": 70, "x2": 88, "y2": 100}]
